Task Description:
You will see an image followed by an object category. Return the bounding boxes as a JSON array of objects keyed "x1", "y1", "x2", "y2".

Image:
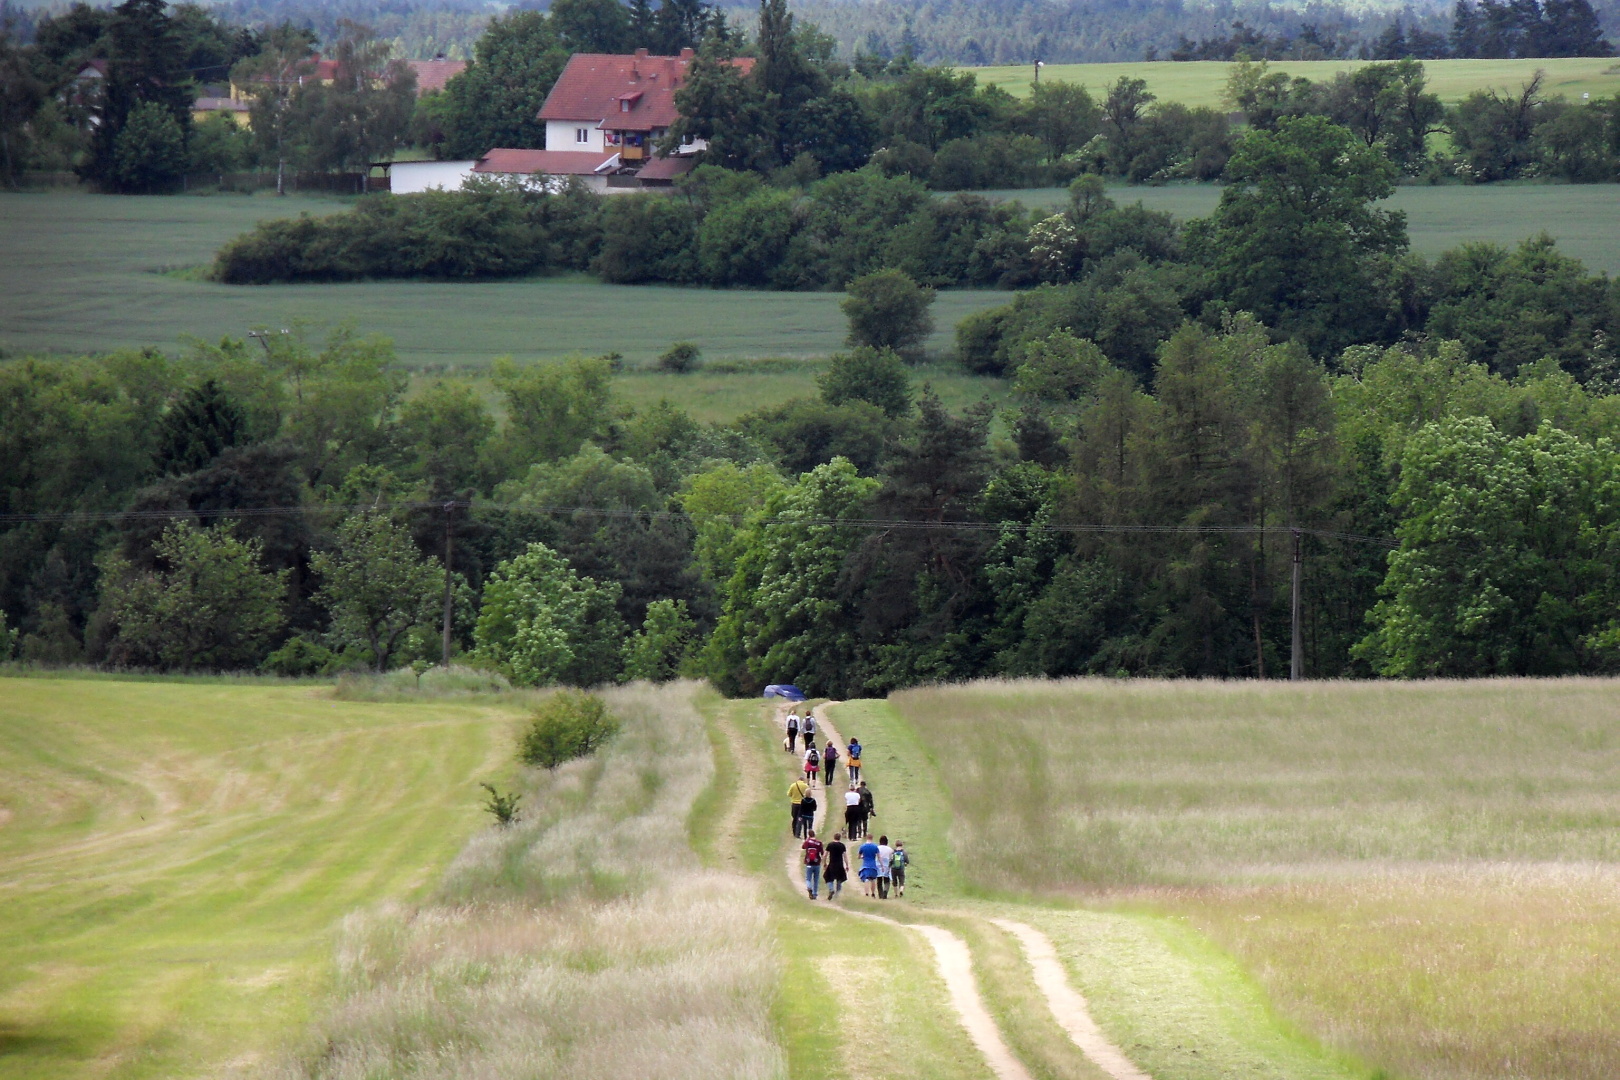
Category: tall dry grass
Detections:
[
  {"x1": 897, "y1": 677, "x2": 1620, "y2": 887},
  {"x1": 268, "y1": 682, "x2": 785, "y2": 1080},
  {"x1": 892, "y1": 677, "x2": 1620, "y2": 1080}
]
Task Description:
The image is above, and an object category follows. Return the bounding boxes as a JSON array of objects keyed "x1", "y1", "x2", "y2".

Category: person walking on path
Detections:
[
  {"x1": 822, "y1": 742, "x2": 839, "y2": 786},
  {"x1": 857, "y1": 834, "x2": 880, "y2": 897},
  {"x1": 803, "y1": 746, "x2": 820, "y2": 786},
  {"x1": 801, "y1": 711, "x2": 817, "y2": 751},
  {"x1": 802, "y1": 829, "x2": 823, "y2": 899},
  {"x1": 799, "y1": 789, "x2": 817, "y2": 841},
  {"x1": 788, "y1": 777, "x2": 809, "y2": 837},
  {"x1": 876, "y1": 835, "x2": 895, "y2": 899},
  {"x1": 785, "y1": 710, "x2": 799, "y2": 753},
  {"x1": 846, "y1": 737, "x2": 862, "y2": 782},
  {"x1": 891, "y1": 841, "x2": 909, "y2": 897},
  {"x1": 824, "y1": 832, "x2": 848, "y2": 899},
  {"x1": 844, "y1": 785, "x2": 863, "y2": 839},
  {"x1": 859, "y1": 781, "x2": 875, "y2": 837}
]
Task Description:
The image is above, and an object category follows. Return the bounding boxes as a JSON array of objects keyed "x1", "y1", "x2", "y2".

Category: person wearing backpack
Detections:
[
  {"x1": 785, "y1": 710, "x2": 799, "y2": 753},
  {"x1": 822, "y1": 742, "x2": 839, "y2": 785},
  {"x1": 858, "y1": 781, "x2": 875, "y2": 837},
  {"x1": 890, "y1": 841, "x2": 909, "y2": 897},
  {"x1": 875, "y1": 835, "x2": 894, "y2": 899},
  {"x1": 846, "y1": 738, "x2": 862, "y2": 782},
  {"x1": 788, "y1": 777, "x2": 809, "y2": 837},
  {"x1": 801, "y1": 829, "x2": 824, "y2": 900},
  {"x1": 801, "y1": 711, "x2": 817, "y2": 750},
  {"x1": 799, "y1": 790, "x2": 817, "y2": 841},
  {"x1": 803, "y1": 746, "x2": 820, "y2": 786}
]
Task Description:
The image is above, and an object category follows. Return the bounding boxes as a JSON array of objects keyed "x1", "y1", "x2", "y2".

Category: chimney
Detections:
[
  {"x1": 633, "y1": 47, "x2": 647, "y2": 78},
  {"x1": 680, "y1": 47, "x2": 694, "y2": 61}
]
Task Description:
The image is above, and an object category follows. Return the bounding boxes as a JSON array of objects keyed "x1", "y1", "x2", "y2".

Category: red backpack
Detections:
[{"x1": 803, "y1": 838, "x2": 823, "y2": 865}]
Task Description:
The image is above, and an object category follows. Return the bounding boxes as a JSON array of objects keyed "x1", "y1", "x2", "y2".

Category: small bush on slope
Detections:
[{"x1": 268, "y1": 682, "x2": 784, "y2": 1080}]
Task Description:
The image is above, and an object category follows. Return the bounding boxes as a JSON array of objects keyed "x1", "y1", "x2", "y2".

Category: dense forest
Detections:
[{"x1": 7, "y1": 123, "x2": 1620, "y2": 686}]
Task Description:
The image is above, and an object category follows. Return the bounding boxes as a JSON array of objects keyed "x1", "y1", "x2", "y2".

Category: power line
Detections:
[{"x1": 0, "y1": 501, "x2": 1401, "y2": 547}]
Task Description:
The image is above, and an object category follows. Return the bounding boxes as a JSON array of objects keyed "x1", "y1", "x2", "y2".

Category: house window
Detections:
[{"x1": 575, "y1": 127, "x2": 589, "y2": 143}]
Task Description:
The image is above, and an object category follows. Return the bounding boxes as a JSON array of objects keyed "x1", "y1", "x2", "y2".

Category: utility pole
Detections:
[
  {"x1": 1290, "y1": 527, "x2": 1303, "y2": 681},
  {"x1": 1033, "y1": 59, "x2": 1043, "y2": 85},
  {"x1": 441, "y1": 500, "x2": 455, "y2": 668}
]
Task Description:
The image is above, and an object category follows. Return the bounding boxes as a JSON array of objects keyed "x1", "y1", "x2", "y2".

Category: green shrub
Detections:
[
  {"x1": 658, "y1": 341, "x2": 702, "y2": 373},
  {"x1": 261, "y1": 635, "x2": 338, "y2": 677},
  {"x1": 479, "y1": 782, "x2": 522, "y2": 826},
  {"x1": 519, "y1": 690, "x2": 620, "y2": 768}
]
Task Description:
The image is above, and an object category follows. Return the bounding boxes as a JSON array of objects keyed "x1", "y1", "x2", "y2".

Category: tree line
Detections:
[
  {"x1": 1168, "y1": 0, "x2": 1613, "y2": 61},
  {"x1": 6, "y1": 0, "x2": 1618, "y2": 191},
  {"x1": 8, "y1": 117, "x2": 1620, "y2": 687}
]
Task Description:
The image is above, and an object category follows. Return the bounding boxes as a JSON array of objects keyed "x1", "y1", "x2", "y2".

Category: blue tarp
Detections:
[{"x1": 762, "y1": 684, "x2": 807, "y2": 702}]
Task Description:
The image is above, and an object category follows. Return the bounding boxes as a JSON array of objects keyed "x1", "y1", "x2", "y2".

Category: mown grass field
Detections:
[
  {"x1": 0, "y1": 191, "x2": 1005, "y2": 369},
  {"x1": 890, "y1": 677, "x2": 1620, "y2": 1080},
  {"x1": 0, "y1": 675, "x2": 520, "y2": 1080},
  {"x1": 973, "y1": 56, "x2": 1620, "y2": 104}
]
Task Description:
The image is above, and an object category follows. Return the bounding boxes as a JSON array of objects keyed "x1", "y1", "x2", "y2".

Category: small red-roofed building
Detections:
[{"x1": 531, "y1": 47, "x2": 753, "y2": 185}]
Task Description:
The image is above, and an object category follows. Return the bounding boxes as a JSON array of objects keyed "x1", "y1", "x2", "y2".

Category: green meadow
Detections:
[
  {"x1": 0, "y1": 192, "x2": 1006, "y2": 369},
  {"x1": 972, "y1": 56, "x2": 1620, "y2": 104},
  {"x1": 0, "y1": 676, "x2": 519, "y2": 1080}
]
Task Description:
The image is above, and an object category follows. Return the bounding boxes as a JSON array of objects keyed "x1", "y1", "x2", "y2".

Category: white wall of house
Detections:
[
  {"x1": 391, "y1": 160, "x2": 477, "y2": 194},
  {"x1": 545, "y1": 120, "x2": 605, "y2": 152}
]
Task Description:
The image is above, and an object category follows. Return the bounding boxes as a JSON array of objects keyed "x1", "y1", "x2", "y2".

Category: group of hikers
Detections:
[{"x1": 784, "y1": 708, "x2": 909, "y2": 902}]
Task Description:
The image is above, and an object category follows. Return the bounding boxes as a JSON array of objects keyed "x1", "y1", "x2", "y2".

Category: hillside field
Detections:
[
  {"x1": 5, "y1": 183, "x2": 1620, "y2": 381},
  {"x1": 973, "y1": 56, "x2": 1620, "y2": 104},
  {"x1": 891, "y1": 678, "x2": 1620, "y2": 1080},
  {"x1": 0, "y1": 192, "x2": 1006, "y2": 370},
  {"x1": 0, "y1": 675, "x2": 520, "y2": 1080}
]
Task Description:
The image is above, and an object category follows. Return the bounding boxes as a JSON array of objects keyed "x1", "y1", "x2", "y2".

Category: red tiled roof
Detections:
[
  {"x1": 404, "y1": 58, "x2": 468, "y2": 95},
  {"x1": 539, "y1": 50, "x2": 755, "y2": 132},
  {"x1": 473, "y1": 148, "x2": 619, "y2": 175}
]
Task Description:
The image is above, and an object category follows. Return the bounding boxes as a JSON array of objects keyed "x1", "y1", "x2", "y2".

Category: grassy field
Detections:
[
  {"x1": 0, "y1": 192, "x2": 1006, "y2": 368},
  {"x1": 890, "y1": 677, "x2": 1620, "y2": 1080},
  {"x1": 276, "y1": 681, "x2": 785, "y2": 1080},
  {"x1": 973, "y1": 56, "x2": 1620, "y2": 104},
  {"x1": 0, "y1": 675, "x2": 520, "y2": 1080},
  {"x1": 1004, "y1": 183, "x2": 1620, "y2": 274}
]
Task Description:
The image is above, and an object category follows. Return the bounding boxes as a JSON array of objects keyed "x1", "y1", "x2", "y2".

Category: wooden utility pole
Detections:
[
  {"x1": 441, "y1": 500, "x2": 455, "y2": 667},
  {"x1": 1289, "y1": 528, "x2": 1303, "y2": 681}
]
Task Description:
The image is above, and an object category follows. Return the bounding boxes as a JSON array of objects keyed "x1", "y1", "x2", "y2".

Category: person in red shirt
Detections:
[{"x1": 801, "y1": 829, "x2": 824, "y2": 899}]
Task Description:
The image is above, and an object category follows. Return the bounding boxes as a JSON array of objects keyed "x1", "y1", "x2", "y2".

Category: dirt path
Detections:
[
  {"x1": 991, "y1": 918, "x2": 1154, "y2": 1080},
  {"x1": 776, "y1": 701, "x2": 1035, "y2": 1080},
  {"x1": 711, "y1": 697, "x2": 768, "y2": 871}
]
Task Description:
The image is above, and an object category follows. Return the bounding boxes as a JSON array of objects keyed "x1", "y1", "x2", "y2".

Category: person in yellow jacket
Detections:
[{"x1": 788, "y1": 777, "x2": 810, "y2": 837}]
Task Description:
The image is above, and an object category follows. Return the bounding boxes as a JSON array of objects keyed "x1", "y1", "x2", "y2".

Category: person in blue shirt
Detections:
[{"x1": 857, "y1": 835, "x2": 880, "y2": 897}]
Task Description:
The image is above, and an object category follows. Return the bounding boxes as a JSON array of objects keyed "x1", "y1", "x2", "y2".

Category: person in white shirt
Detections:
[
  {"x1": 801, "y1": 710, "x2": 817, "y2": 750},
  {"x1": 785, "y1": 710, "x2": 800, "y2": 752},
  {"x1": 843, "y1": 786, "x2": 863, "y2": 839},
  {"x1": 876, "y1": 836, "x2": 895, "y2": 899}
]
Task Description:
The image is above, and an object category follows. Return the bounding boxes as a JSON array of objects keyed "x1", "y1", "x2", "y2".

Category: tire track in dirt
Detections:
[
  {"x1": 773, "y1": 700, "x2": 1034, "y2": 1080},
  {"x1": 775, "y1": 699, "x2": 1155, "y2": 1080},
  {"x1": 991, "y1": 918, "x2": 1154, "y2": 1080}
]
